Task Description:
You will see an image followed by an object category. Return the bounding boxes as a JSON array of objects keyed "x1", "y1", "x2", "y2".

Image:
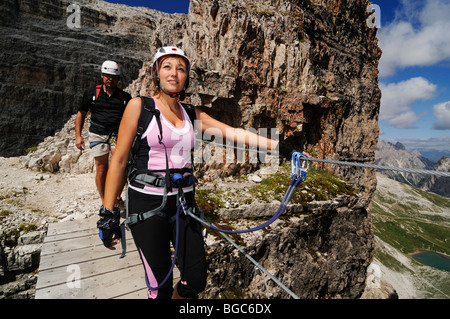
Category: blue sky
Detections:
[
  {"x1": 107, "y1": 0, "x2": 450, "y2": 149},
  {"x1": 106, "y1": 0, "x2": 189, "y2": 13},
  {"x1": 373, "y1": 0, "x2": 450, "y2": 149}
]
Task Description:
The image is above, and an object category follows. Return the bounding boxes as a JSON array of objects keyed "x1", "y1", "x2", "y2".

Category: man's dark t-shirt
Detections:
[{"x1": 79, "y1": 86, "x2": 132, "y2": 135}]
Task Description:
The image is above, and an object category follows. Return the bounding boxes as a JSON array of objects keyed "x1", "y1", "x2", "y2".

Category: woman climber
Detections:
[{"x1": 98, "y1": 46, "x2": 303, "y2": 299}]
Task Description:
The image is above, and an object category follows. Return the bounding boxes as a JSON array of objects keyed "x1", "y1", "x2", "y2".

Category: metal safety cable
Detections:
[
  {"x1": 306, "y1": 158, "x2": 450, "y2": 177},
  {"x1": 196, "y1": 139, "x2": 450, "y2": 177},
  {"x1": 176, "y1": 154, "x2": 309, "y2": 299},
  {"x1": 213, "y1": 226, "x2": 301, "y2": 299},
  {"x1": 180, "y1": 153, "x2": 309, "y2": 234},
  {"x1": 186, "y1": 138, "x2": 449, "y2": 299}
]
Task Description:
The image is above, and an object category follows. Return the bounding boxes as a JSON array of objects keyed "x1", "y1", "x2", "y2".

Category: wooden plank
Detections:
[
  {"x1": 38, "y1": 238, "x2": 136, "y2": 271},
  {"x1": 36, "y1": 217, "x2": 181, "y2": 299},
  {"x1": 36, "y1": 250, "x2": 142, "y2": 290},
  {"x1": 114, "y1": 288, "x2": 149, "y2": 299},
  {"x1": 40, "y1": 233, "x2": 102, "y2": 256},
  {"x1": 35, "y1": 265, "x2": 147, "y2": 299},
  {"x1": 44, "y1": 227, "x2": 98, "y2": 243},
  {"x1": 46, "y1": 218, "x2": 98, "y2": 237},
  {"x1": 36, "y1": 265, "x2": 181, "y2": 299},
  {"x1": 114, "y1": 268, "x2": 181, "y2": 300}
]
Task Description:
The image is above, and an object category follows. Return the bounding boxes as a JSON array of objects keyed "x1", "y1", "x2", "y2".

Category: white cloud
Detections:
[
  {"x1": 380, "y1": 77, "x2": 437, "y2": 128},
  {"x1": 387, "y1": 136, "x2": 450, "y2": 151},
  {"x1": 386, "y1": 111, "x2": 420, "y2": 129},
  {"x1": 433, "y1": 101, "x2": 450, "y2": 130},
  {"x1": 378, "y1": 0, "x2": 450, "y2": 77}
]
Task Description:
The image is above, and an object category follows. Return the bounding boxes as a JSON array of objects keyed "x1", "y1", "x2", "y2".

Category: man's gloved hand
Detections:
[{"x1": 97, "y1": 206, "x2": 121, "y2": 249}]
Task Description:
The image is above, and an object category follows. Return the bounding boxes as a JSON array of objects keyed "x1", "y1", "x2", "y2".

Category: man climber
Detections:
[{"x1": 75, "y1": 60, "x2": 132, "y2": 205}]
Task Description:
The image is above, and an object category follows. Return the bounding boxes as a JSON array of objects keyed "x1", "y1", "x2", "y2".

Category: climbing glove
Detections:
[
  {"x1": 278, "y1": 142, "x2": 296, "y2": 160},
  {"x1": 97, "y1": 206, "x2": 121, "y2": 248}
]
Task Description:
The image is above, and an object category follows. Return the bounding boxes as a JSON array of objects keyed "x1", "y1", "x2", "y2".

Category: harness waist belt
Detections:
[
  {"x1": 134, "y1": 173, "x2": 195, "y2": 188},
  {"x1": 127, "y1": 205, "x2": 204, "y2": 226},
  {"x1": 127, "y1": 210, "x2": 167, "y2": 225}
]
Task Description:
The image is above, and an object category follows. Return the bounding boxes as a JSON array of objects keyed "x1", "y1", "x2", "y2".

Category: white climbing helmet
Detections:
[
  {"x1": 101, "y1": 60, "x2": 120, "y2": 76},
  {"x1": 152, "y1": 46, "x2": 191, "y2": 72}
]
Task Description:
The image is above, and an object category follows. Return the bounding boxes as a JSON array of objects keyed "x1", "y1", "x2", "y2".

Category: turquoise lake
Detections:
[{"x1": 411, "y1": 251, "x2": 450, "y2": 272}]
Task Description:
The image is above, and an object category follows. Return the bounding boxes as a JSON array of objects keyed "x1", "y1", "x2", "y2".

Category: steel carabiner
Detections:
[{"x1": 291, "y1": 152, "x2": 310, "y2": 182}]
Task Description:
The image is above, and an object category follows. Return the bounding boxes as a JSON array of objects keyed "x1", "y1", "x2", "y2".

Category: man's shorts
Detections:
[{"x1": 88, "y1": 132, "x2": 117, "y2": 158}]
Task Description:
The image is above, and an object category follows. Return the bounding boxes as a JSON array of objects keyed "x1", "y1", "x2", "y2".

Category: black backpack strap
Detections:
[
  {"x1": 88, "y1": 84, "x2": 102, "y2": 113},
  {"x1": 181, "y1": 103, "x2": 197, "y2": 125},
  {"x1": 127, "y1": 96, "x2": 161, "y2": 180}
]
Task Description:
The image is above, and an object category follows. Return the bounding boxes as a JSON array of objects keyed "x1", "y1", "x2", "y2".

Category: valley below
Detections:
[{"x1": 372, "y1": 174, "x2": 450, "y2": 299}]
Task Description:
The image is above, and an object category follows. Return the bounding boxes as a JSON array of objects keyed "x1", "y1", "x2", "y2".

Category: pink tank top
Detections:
[{"x1": 130, "y1": 97, "x2": 195, "y2": 195}]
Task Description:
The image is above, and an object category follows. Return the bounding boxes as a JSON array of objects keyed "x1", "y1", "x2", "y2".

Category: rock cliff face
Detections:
[
  {"x1": 3, "y1": 0, "x2": 381, "y2": 196},
  {"x1": 3, "y1": 0, "x2": 382, "y2": 299},
  {"x1": 200, "y1": 195, "x2": 374, "y2": 299},
  {"x1": 0, "y1": 0, "x2": 173, "y2": 156},
  {"x1": 130, "y1": 0, "x2": 381, "y2": 199}
]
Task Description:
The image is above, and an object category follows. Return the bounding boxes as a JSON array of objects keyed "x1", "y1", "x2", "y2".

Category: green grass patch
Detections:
[
  {"x1": 372, "y1": 182, "x2": 450, "y2": 256},
  {"x1": 248, "y1": 165, "x2": 355, "y2": 207}
]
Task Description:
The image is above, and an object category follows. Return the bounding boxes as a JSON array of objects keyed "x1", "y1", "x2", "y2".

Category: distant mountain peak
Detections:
[
  {"x1": 376, "y1": 140, "x2": 449, "y2": 197},
  {"x1": 392, "y1": 141, "x2": 406, "y2": 151}
]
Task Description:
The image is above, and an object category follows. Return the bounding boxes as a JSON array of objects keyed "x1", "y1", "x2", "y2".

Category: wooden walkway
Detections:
[{"x1": 35, "y1": 217, "x2": 179, "y2": 299}]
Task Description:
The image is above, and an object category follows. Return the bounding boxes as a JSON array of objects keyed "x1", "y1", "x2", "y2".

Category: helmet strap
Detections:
[{"x1": 159, "y1": 82, "x2": 180, "y2": 98}]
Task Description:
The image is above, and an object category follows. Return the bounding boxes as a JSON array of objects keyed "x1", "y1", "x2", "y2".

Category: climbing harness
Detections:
[
  {"x1": 124, "y1": 96, "x2": 196, "y2": 229},
  {"x1": 88, "y1": 131, "x2": 118, "y2": 149},
  {"x1": 135, "y1": 173, "x2": 197, "y2": 291}
]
